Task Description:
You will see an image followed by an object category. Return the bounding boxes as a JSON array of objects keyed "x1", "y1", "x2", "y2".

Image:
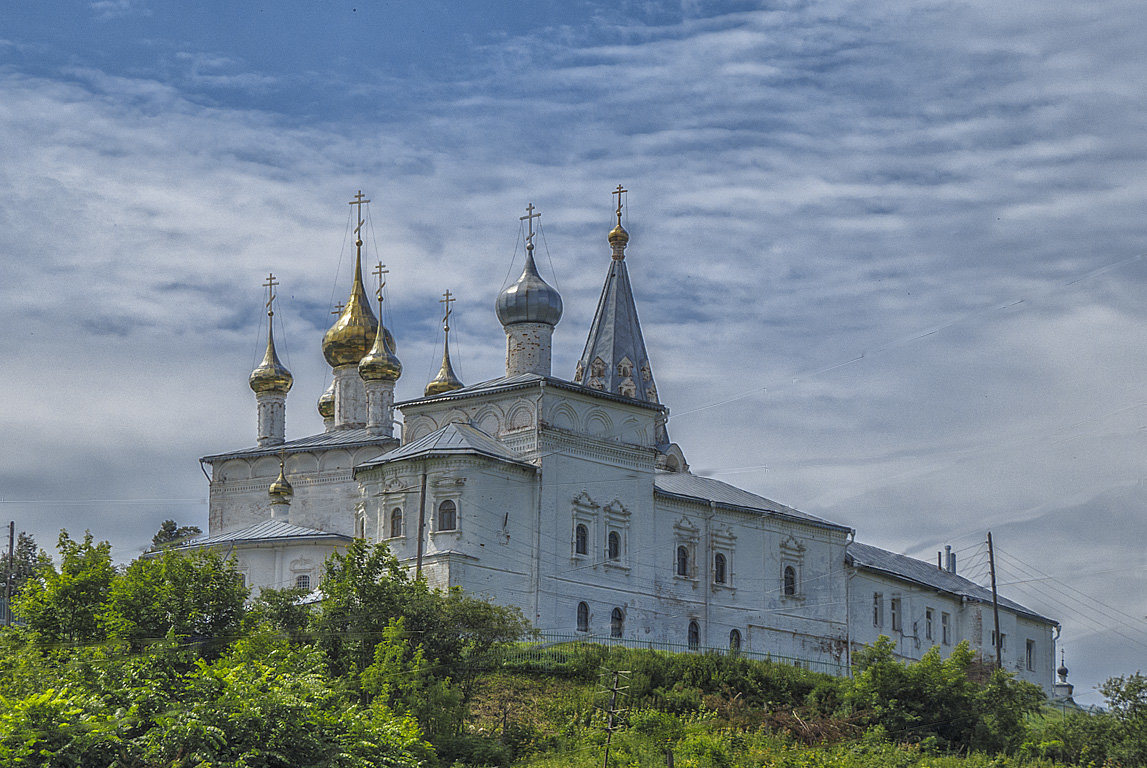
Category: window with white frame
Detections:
[
  {"x1": 437, "y1": 499, "x2": 457, "y2": 531},
  {"x1": 941, "y1": 612, "x2": 951, "y2": 644},
  {"x1": 571, "y1": 492, "x2": 599, "y2": 562},
  {"x1": 873, "y1": 593, "x2": 884, "y2": 628},
  {"x1": 672, "y1": 516, "x2": 698, "y2": 580},
  {"x1": 925, "y1": 608, "x2": 934, "y2": 641},
  {"x1": 779, "y1": 535, "x2": 805, "y2": 600},
  {"x1": 389, "y1": 508, "x2": 403, "y2": 538},
  {"x1": 714, "y1": 553, "x2": 728, "y2": 584},
  {"x1": 1026, "y1": 639, "x2": 1035, "y2": 671},
  {"x1": 891, "y1": 597, "x2": 902, "y2": 632},
  {"x1": 577, "y1": 602, "x2": 589, "y2": 633},
  {"x1": 603, "y1": 500, "x2": 630, "y2": 569}
]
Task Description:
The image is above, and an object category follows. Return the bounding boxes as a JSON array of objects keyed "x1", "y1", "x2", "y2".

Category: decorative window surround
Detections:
[
  {"x1": 603, "y1": 499, "x2": 631, "y2": 572},
  {"x1": 673, "y1": 516, "x2": 699, "y2": 582},
  {"x1": 779, "y1": 534, "x2": 806, "y2": 603},
  {"x1": 571, "y1": 491, "x2": 599, "y2": 564}
]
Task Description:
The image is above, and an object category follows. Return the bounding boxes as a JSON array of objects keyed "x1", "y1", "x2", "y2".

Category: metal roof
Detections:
[
  {"x1": 653, "y1": 471, "x2": 852, "y2": 533},
  {"x1": 169, "y1": 519, "x2": 352, "y2": 549},
  {"x1": 398, "y1": 372, "x2": 664, "y2": 411},
  {"x1": 356, "y1": 422, "x2": 535, "y2": 473},
  {"x1": 201, "y1": 428, "x2": 397, "y2": 463},
  {"x1": 846, "y1": 541, "x2": 1056, "y2": 625}
]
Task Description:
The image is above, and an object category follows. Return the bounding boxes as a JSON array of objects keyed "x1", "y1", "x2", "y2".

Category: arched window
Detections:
[
  {"x1": 714, "y1": 553, "x2": 727, "y2": 584},
  {"x1": 390, "y1": 508, "x2": 402, "y2": 538},
  {"x1": 577, "y1": 601, "x2": 589, "y2": 632},
  {"x1": 783, "y1": 565, "x2": 797, "y2": 597},
  {"x1": 295, "y1": 574, "x2": 311, "y2": 590},
  {"x1": 688, "y1": 620, "x2": 700, "y2": 650},
  {"x1": 676, "y1": 545, "x2": 690, "y2": 577},
  {"x1": 729, "y1": 628, "x2": 741, "y2": 652},
  {"x1": 607, "y1": 531, "x2": 620, "y2": 560},
  {"x1": 355, "y1": 514, "x2": 365, "y2": 539},
  {"x1": 610, "y1": 607, "x2": 624, "y2": 638},
  {"x1": 575, "y1": 524, "x2": 588, "y2": 555},
  {"x1": 437, "y1": 500, "x2": 457, "y2": 531}
]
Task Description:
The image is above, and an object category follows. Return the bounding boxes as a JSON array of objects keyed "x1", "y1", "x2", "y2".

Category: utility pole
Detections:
[
  {"x1": 5, "y1": 521, "x2": 13, "y2": 627},
  {"x1": 987, "y1": 531, "x2": 1002, "y2": 670},
  {"x1": 601, "y1": 669, "x2": 629, "y2": 768}
]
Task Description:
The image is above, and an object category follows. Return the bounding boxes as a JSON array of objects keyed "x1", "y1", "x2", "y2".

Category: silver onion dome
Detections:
[{"x1": 495, "y1": 247, "x2": 563, "y2": 327}]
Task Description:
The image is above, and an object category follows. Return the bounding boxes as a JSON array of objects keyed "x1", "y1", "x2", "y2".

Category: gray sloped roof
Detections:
[
  {"x1": 846, "y1": 541, "x2": 1056, "y2": 625},
  {"x1": 654, "y1": 471, "x2": 852, "y2": 533},
  {"x1": 201, "y1": 428, "x2": 397, "y2": 463},
  {"x1": 168, "y1": 519, "x2": 352, "y2": 550},
  {"x1": 355, "y1": 422, "x2": 534, "y2": 473},
  {"x1": 398, "y1": 372, "x2": 663, "y2": 411}
]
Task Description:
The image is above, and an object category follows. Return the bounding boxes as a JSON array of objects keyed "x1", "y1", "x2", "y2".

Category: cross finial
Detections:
[
  {"x1": 263, "y1": 273, "x2": 279, "y2": 316},
  {"x1": 331, "y1": 301, "x2": 344, "y2": 316},
  {"x1": 613, "y1": 184, "x2": 627, "y2": 226},
  {"x1": 349, "y1": 190, "x2": 370, "y2": 243},
  {"x1": 520, "y1": 202, "x2": 541, "y2": 248},
  {"x1": 373, "y1": 261, "x2": 388, "y2": 306},
  {"x1": 440, "y1": 289, "x2": 455, "y2": 332}
]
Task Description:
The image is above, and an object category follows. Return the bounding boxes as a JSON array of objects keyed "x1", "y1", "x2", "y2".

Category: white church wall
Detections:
[
  {"x1": 848, "y1": 568, "x2": 1056, "y2": 693},
  {"x1": 198, "y1": 539, "x2": 344, "y2": 597}
]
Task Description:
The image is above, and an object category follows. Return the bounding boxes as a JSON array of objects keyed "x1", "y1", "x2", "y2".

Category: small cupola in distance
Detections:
[
  {"x1": 249, "y1": 273, "x2": 293, "y2": 447},
  {"x1": 496, "y1": 203, "x2": 562, "y2": 377},
  {"x1": 425, "y1": 289, "x2": 465, "y2": 396}
]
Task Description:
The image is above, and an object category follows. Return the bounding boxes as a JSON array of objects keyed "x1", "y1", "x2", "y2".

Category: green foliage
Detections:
[
  {"x1": 0, "y1": 532, "x2": 46, "y2": 601},
  {"x1": 150, "y1": 519, "x2": 203, "y2": 549},
  {"x1": 846, "y1": 637, "x2": 1043, "y2": 753},
  {"x1": 104, "y1": 548, "x2": 249, "y2": 654},
  {"x1": 15, "y1": 531, "x2": 115, "y2": 644},
  {"x1": 250, "y1": 584, "x2": 313, "y2": 643}
]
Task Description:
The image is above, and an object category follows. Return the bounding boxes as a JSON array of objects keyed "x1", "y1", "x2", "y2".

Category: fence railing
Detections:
[{"x1": 492, "y1": 631, "x2": 849, "y2": 678}]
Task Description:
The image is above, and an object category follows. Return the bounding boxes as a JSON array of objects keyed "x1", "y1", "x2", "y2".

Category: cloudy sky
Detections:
[{"x1": 3, "y1": 0, "x2": 1146, "y2": 699}]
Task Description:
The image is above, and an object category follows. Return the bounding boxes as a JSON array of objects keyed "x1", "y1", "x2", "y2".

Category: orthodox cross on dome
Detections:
[
  {"x1": 349, "y1": 190, "x2": 370, "y2": 241},
  {"x1": 373, "y1": 262, "x2": 388, "y2": 307},
  {"x1": 331, "y1": 302, "x2": 344, "y2": 316},
  {"x1": 263, "y1": 273, "x2": 279, "y2": 317},
  {"x1": 613, "y1": 184, "x2": 627, "y2": 225},
  {"x1": 520, "y1": 202, "x2": 540, "y2": 248},
  {"x1": 440, "y1": 288, "x2": 455, "y2": 331}
]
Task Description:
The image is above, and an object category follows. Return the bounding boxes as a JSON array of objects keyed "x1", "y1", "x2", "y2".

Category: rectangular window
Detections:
[
  {"x1": 872, "y1": 593, "x2": 883, "y2": 628},
  {"x1": 941, "y1": 612, "x2": 951, "y2": 645},
  {"x1": 1026, "y1": 639, "x2": 1035, "y2": 671},
  {"x1": 992, "y1": 631, "x2": 1007, "y2": 651},
  {"x1": 890, "y1": 597, "x2": 902, "y2": 632},
  {"x1": 925, "y1": 608, "x2": 934, "y2": 641}
]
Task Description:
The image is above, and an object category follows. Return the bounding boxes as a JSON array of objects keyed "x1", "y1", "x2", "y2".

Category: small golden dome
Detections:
[
  {"x1": 608, "y1": 222, "x2": 629, "y2": 246},
  {"x1": 268, "y1": 459, "x2": 293, "y2": 501},
  {"x1": 425, "y1": 333, "x2": 464, "y2": 396},
  {"x1": 359, "y1": 319, "x2": 402, "y2": 382},
  {"x1": 317, "y1": 380, "x2": 335, "y2": 418},
  {"x1": 322, "y1": 247, "x2": 380, "y2": 368},
  {"x1": 249, "y1": 320, "x2": 293, "y2": 394}
]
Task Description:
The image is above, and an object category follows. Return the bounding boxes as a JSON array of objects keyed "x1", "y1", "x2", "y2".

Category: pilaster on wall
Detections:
[{"x1": 364, "y1": 379, "x2": 395, "y2": 436}]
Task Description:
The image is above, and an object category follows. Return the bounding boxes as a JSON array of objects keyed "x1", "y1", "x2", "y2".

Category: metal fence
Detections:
[{"x1": 493, "y1": 631, "x2": 849, "y2": 678}]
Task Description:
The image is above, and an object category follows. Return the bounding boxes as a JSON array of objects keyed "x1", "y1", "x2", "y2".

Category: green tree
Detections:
[
  {"x1": 1100, "y1": 671, "x2": 1147, "y2": 765},
  {"x1": 104, "y1": 548, "x2": 249, "y2": 654},
  {"x1": 0, "y1": 532, "x2": 46, "y2": 600},
  {"x1": 15, "y1": 531, "x2": 115, "y2": 645},
  {"x1": 249, "y1": 585, "x2": 313, "y2": 644},
  {"x1": 150, "y1": 519, "x2": 202, "y2": 550}
]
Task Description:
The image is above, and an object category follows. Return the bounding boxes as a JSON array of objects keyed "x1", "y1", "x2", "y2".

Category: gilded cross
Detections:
[
  {"x1": 349, "y1": 190, "x2": 370, "y2": 239},
  {"x1": 373, "y1": 261, "x2": 388, "y2": 304},
  {"x1": 613, "y1": 184, "x2": 627, "y2": 225},
  {"x1": 331, "y1": 302, "x2": 344, "y2": 316},
  {"x1": 263, "y1": 273, "x2": 279, "y2": 316},
  {"x1": 520, "y1": 202, "x2": 540, "y2": 247},
  {"x1": 440, "y1": 289, "x2": 455, "y2": 331}
]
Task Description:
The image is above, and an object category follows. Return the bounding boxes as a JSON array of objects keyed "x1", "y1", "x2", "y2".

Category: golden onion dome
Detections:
[
  {"x1": 268, "y1": 459, "x2": 293, "y2": 501},
  {"x1": 424, "y1": 332, "x2": 464, "y2": 396},
  {"x1": 249, "y1": 318, "x2": 293, "y2": 394},
  {"x1": 317, "y1": 380, "x2": 335, "y2": 419},
  {"x1": 359, "y1": 319, "x2": 402, "y2": 382},
  {"x1": 608, "y1": 221, "x2": 629, "y2": 247},
  {"x1": 322, "y1": 244, "x2": 381, "y2": 368}
]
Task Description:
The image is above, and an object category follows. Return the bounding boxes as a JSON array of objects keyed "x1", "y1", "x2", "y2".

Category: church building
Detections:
[{"x1": 189, "y1": 189, "x2": 1058, "y2": 691}]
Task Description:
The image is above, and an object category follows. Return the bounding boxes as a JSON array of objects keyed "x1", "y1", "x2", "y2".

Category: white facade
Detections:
[{"x1": 192, "y1": 197, "x2": 1059, "y2": 692}]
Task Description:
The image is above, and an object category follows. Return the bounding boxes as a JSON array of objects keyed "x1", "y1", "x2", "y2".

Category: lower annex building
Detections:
[{"x1": 188, "y1": 189, "x2": 1059, "y2": 692}]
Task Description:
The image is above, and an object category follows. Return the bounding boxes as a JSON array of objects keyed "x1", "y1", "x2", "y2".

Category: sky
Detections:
[{"x1": 2, "y1": 0, "x2": 1146, "y2": 701}]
